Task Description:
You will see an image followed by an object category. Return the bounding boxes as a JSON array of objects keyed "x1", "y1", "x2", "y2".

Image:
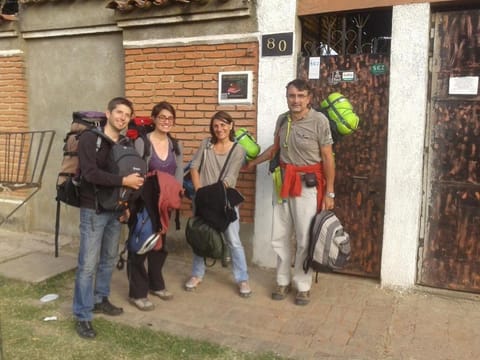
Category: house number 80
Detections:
[
  {"x1": 266, "y1": 38, "x2": 288, "y2": 52},
  {"x1": 262, "y1": 32, "x2": 293, "y2": 57}
]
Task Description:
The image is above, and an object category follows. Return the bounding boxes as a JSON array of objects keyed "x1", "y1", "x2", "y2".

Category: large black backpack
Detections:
[
  {"x1": 56, "y1": 111, "x2": 107, "y2": 207},
  {"x1": 54, "y1": 111, "x2": 106, "y2": 257}
]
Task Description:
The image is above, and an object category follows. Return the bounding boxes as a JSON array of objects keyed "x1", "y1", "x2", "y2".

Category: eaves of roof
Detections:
[
  {"x1": 16, "y1": 0, "x2": 232, "y2": 11},
  {"x1": 2, "y1": 0, "x2": 234, "y2": 23},
  {"x1": 106, "y1": 0, "x2": 232, "y2": 12}
]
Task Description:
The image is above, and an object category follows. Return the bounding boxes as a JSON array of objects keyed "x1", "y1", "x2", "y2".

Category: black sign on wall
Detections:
[{"x1": 261, "y1": 32, "x2": 293, "y2": 57}]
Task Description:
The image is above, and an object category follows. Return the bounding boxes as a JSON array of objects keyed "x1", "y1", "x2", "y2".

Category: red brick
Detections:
[
  {"x1": 184, "y1": 68, "x2": 204, "y2": 75},
  {"x1": 194, "y1": 59, "x2": 216, "y2": 67},
  {"x1": 196, "y1": 104, "x2": 217, "y2": 111},
  {"x1": 183, "y1": 82, "x2": 204, "y2": 90},
  {"x1": 194, "y1": 45, "x2": 214, "y2": 51},
  {"x1": 165, "y1": 52, "x2": 186, "y2": 60},
  {"x1": 237, "y1": 58, "x2": 258, "y2": 65},
  {"x1": 164, "y1": 68, "x2": 184, "y2": 75},
  {"x1": 174, "y1": 89, "x2": 195, "y2": 97},
  {"x1": 216, "y1": 44, "x2": 238, "y2": 50},
  {"x1": 177, "y1": 104, "x2": 197, "y2": 111},
  {"x1": 194, "y1": 89, "x2": 216, "y2": 97},
  {"x1": 125, "y1": 49, "x2": 143, "y2": 55},
  {"x1": 226, "y1": 49, "x2": 247, "y2": 58},
  {"x1": 175, "y1": 75, "x2": 195, "y2": 82},
  {"x1": 194, "y1": 74, "x2": 216, "y2": 81},
  {"x1": 215, "y1": 59, "x2": 237, "y2": 66}
]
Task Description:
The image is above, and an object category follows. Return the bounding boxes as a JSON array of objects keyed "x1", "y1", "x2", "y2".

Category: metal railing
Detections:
[
  {"x1": 302, "y1": 14, "x2": 391, "y2": 56},
  {"x1": 0, "y1": 130, "x2": 56, "y2": 225}
]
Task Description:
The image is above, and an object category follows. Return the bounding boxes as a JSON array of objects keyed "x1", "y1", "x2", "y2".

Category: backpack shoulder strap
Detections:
[
  {"x1": 90, "y1": 127, "x2": 114, "y2": 143},
  {"x1": 134, "y1": 134, "x2": 152, "y2": 161},
  {"x1": 89, "y1": 127, "x2": 114, "y2": 153},
  {"x1": 144, "y1": 133, "x2": 152, "y2": 164},
  {"x1": 218, "y1": 142, "x2": 238, "y2": 182},
  {"x1": 167, "y1": 133, "x2": 180, "y2": 155},
  {"x1": 278, "y1": 112, "x2": 289, "y2": 130},
  {"x1": 91, "y1": 128, "x2": 133, "y2": 149}
]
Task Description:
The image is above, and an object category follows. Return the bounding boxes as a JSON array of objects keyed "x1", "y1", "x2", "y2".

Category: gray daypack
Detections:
[
  {"x1": 92, "y1": 129, "x2": 147, "y2": 212},
  {"x1": 303, "y1": 210, "x2": 351, "y2": 281}
]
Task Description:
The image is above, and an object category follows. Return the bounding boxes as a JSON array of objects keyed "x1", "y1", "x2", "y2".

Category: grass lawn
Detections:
[{"x1": 0, "y1": 272, "x2": 285, "y2": 360}]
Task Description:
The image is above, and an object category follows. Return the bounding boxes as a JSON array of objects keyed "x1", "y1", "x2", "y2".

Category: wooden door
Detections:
[
  {"x1": 418, "y1": 10, "x2": 480, "y2": 293},
  {"x1": 298, "y1": 52, "x2": 390, "y2": 278}
]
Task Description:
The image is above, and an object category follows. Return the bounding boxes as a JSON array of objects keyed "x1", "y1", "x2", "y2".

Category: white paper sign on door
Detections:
[
  {"x1": 308, "y1": 57, "x2": 321, "y2": 79},
  {"x1": 448, "y1": 76, "x2": 479, "y2": 95}
]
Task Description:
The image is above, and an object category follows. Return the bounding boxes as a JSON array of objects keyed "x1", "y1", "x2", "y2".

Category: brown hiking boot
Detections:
[
  {"x1": 271, "y1": 284, "x2": 291, "y2": 300},
  {"x1": 295, "y1": 291, "x2": 310, "y2": 306}
]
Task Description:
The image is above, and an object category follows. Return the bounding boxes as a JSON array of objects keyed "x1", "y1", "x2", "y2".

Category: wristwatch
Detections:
[{"x1": 326, "y1": 192, "x2": 335, "y2": 199}]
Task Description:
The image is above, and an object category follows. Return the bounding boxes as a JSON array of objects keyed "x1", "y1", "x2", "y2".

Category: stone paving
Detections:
[{"x1": 1, "y1": 227, "x2": 480, "y2": 359}]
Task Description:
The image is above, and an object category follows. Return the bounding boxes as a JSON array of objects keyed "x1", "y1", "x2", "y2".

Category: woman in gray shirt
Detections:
[{"x1": 185, "y1": 111, "x2": 251, "y2": 298}]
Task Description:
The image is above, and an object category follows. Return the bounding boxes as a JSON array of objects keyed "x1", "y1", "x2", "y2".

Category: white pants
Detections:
[{"x1": 271, "y1": 184, "x2": 316, "y2": 292}]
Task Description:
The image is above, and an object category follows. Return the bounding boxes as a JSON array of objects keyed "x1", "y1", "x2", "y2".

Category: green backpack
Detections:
[{"x1": 320, "y1": 92, "x2": 360, "y2": 141}]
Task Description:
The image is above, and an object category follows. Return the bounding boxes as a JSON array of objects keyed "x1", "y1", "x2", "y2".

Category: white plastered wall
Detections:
[
  {"x1": 253, "y1": 1, "x2": 298, "y2": 267},
  {"x1": 381, "y1": 3, "x2": 430, "y2": 288}
]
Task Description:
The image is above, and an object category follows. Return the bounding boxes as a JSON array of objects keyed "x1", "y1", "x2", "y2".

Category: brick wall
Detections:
[
  {"x1": 0, "y1": 55, "x2": 29, "y2": 191},
  {"x1": 125, "y1": 42, "x2": 259, "y2": 222},
  {"x1": 0, "y1": 55, "x2": 27, "y2": 132}
]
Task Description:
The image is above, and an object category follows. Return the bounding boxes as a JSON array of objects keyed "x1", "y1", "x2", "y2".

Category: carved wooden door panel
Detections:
[
  {"x1": 418, "y1": 10, "x2": 480, "y2": 293},
  {"x1": 299, "y1": 53, "x2": 390, "y2": 278}
]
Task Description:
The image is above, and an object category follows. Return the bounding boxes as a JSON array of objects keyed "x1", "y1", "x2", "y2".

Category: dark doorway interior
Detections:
[{"x1": 300, "y1": 9, "x2": 392, "y2": 56}]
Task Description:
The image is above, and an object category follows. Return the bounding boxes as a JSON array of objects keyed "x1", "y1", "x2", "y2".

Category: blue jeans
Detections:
[
  {"x1": 73, "y1": 208, "x2": 121, "y2": 321},
  {"x1": 191, "y1": 208, "x2": 248, "y2": 283}
]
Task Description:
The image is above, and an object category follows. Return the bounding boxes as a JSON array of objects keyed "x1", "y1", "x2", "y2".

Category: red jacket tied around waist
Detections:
[{"x1": 280, "y1": 163, "x2": 326, "y2": 212}]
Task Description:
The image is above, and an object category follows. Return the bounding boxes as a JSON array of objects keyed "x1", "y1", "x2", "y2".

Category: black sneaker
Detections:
[
  {"x1": 75, "y1": 320, "x2": 96, "y2": 339},
  {"x1": 93, "y1": 297, "x2": 123, "y2": 316}
]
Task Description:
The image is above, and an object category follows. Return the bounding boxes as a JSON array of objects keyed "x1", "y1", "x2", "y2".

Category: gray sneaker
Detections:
[
  {"x1": 238, "y1": 281, "x2": 252, "y2": 298},
  {"x1": 271, "y1": 284, "x2": 291, "y2": 300},
  {"x1": 295, "y1": 291, "x2": 310, "y2": 306},
  {"x1": 150, "y1": 289, "x2": 173, "y2": 301},
  {"x1": 184, "y1": 276, "x2": 202, "y2": 291},
  {"x1": 129, "y1": 298, "x2": 155, "y2": 311}
]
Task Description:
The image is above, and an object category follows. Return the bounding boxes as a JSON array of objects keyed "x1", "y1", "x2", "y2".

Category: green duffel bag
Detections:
[
  {"x1": 320, "y1": 92, "x2": 360, "y2": 137},
  {"x1": 185, "y1": 216, "x2": 228, "y2": 266}
]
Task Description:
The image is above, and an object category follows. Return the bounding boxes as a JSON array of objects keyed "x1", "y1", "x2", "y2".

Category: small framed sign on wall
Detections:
[{"x1": 218, "y1": 71, "x2": 253, "y2": 104}]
